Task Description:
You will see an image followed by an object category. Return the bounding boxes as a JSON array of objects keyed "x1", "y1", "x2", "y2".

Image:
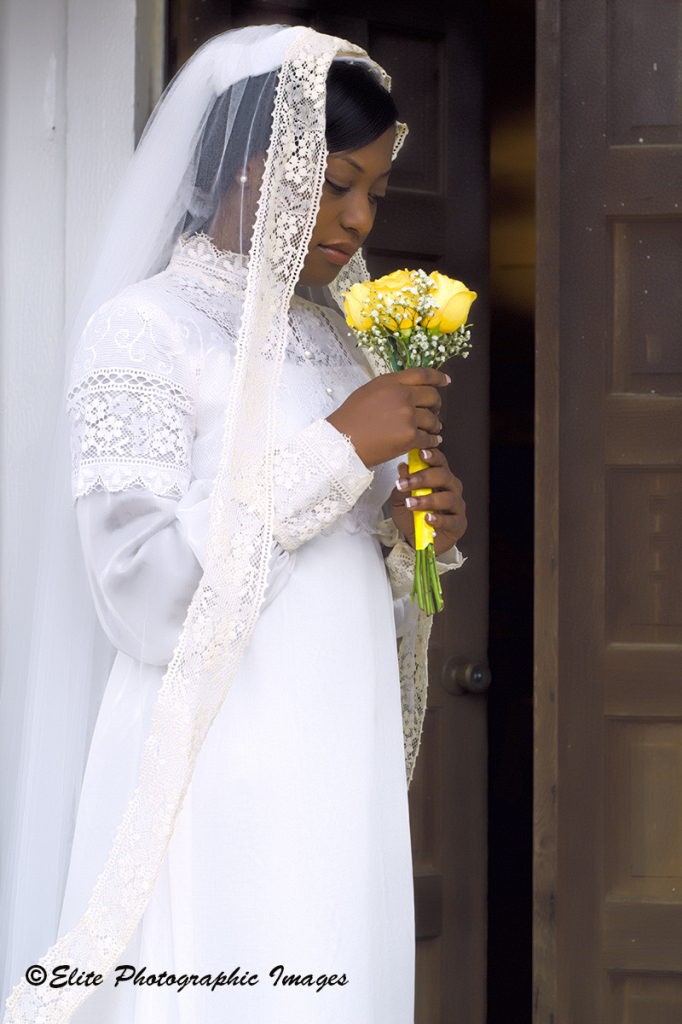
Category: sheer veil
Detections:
[{"x1": 0, "y1": 25, "x2": 405, "y2": 1022}]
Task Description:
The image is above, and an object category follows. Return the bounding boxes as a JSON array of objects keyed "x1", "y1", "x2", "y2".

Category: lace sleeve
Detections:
[
  {"x1": 67, "y1": 289, "x2": 196, "y2": 500},
  {"x1": 271, "y1": 417, "x2": 374, "y2": 552}
]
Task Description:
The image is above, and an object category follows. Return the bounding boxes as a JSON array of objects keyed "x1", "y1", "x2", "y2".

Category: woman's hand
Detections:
[
  {"x1": 390, "y1": 448, "x2": 467, "y2": 556},
  {"x1": 326, "y1": 367, "x2": 450, "y2": 468}
]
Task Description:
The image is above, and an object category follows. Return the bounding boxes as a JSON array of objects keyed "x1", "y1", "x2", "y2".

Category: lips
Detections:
[{"x1": 317, "y1": 243, "x2": 357, "y2": 266}]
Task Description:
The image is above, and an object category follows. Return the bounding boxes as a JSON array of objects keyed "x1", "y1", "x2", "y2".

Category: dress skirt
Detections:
[{"x1": 61, "y1": 528, "x2": 416, "y2": 1024}]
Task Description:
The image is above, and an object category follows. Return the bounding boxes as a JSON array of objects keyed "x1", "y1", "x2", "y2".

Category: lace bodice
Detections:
[{"x1": 68, "y1": 233, "x2": 397, "y2": 544}]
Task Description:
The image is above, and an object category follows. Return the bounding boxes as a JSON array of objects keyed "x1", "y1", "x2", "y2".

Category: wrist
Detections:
[{"x1": 325, "y1": 413, "x2": 369, "y2": 468}]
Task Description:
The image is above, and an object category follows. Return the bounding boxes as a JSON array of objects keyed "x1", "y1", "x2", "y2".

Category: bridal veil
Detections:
[{"x1": 0, "y1": 25, "x2": 415, "y2": 1022}]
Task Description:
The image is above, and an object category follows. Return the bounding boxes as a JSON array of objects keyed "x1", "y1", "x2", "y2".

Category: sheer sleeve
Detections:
[
  {"x1": 76, "y1": 490, "x2": 203, "y2": 666},
  {"x1": 76, "y1": 486, "x2": 297, "y2": 667}
]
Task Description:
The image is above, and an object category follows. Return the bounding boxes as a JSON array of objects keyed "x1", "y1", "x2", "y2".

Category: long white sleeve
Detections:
[
  {"x1": 73, "y1": 419, "x2": 372, "y2": 666},
  {"x1": 76, "y1": 486, "x2": 300, "y2": 666},
  {"x1": 74, "y1": 414, "x2": 374, "y2": 667},
  {"x1": 68, "y1": 279, "x2": 379, "y2": 665},
  {"x1": 76, "y1": 490, "x2": 203, "y2": 666}
]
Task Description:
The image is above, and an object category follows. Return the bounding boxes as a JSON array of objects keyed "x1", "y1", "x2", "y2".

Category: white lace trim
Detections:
[
  {"x1": 328, "y1": 248, "x2": 369, "y2": 314},
  {"x1": 67, "y1": 369, "x2": 194, "y2": 499},
  {"x1": 167, "y1": 232, "x2": 249, "y2": 295},
  {"x1": 272, "y1": 418, "x2": 374, "y2": 551}
]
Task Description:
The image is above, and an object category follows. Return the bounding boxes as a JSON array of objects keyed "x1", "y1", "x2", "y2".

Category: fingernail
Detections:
[
  {"x1": 436, "y1": 435, "x2": 442, "y2": 444},
  {"x1": 426, "y1": 513, "x2": 437, "y2": 523},
  {"x1": 405, "y1": 497, "x2": 418, "y2": 509},
  {"x1": 421, "y1": 449, "x2": 432, "y2": 460},
  {"x1": 395, "y1": 478, "x2": 408, "y2": 490},
  {"x1": 444, "y1": 373, "x2": 451, "y2": 384}
]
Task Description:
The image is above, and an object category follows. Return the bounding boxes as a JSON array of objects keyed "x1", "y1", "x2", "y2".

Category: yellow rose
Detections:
[
  {"x1": 344, "y1": 281, "x2": 373, "y2": 331},
  {"x1": 425, "y1": 272, "x2": 477, "y2": 333},
  {"x1": 371, "y1": 269, "x2": 412, "y2": 292},
  {"x1": 371, "y1": 270, "x2": 418, "y2": 330}
]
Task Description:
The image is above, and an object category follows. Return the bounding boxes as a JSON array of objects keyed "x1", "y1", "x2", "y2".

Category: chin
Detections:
[
  {"x1": 298, "y1": 253, "x2": 345, "y2": 290},
  {"x1": 299, "y1": 272, "x2": 340, "y2": 289}
]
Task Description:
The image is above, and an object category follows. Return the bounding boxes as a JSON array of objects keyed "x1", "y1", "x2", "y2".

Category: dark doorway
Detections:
[{"x1": 487, "y1": 0, "x2": 535, "y2": 1021}]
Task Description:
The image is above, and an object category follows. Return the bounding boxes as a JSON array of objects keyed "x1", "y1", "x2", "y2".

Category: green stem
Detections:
[
  {"x1": 422, "y1": 551, "x2": 434, "y2": 615},
  {"x1": 425, "y1": 576, "x2": 435, "y2": 616},
  {"x1": 427, "y1": 545, "x2": 444, "y2": 613},
  {"x1": 414, "y1": 549, "x2": 424, "y2": 610},
  {"x1": 398, "y1": 334, "x2": 412, "y2": 369}
]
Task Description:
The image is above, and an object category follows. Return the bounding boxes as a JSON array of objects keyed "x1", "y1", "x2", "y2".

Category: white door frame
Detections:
[{"x1": 0, "y1": 0, "x2": 164, "y2": 651}]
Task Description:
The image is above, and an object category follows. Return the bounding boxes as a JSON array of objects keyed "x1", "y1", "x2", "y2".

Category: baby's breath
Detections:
[
  {"x1": 343, "y1": 268, "x2": 475, "y2": 616},
  {"x1": 348, "y1": 269, "x2": 472, "y2": 371}
]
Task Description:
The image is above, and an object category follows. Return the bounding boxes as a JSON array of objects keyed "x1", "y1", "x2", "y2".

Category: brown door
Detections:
[
  {"x1": 168, "y1": 3, "x2": 490, "y2": 1021},
  {"x1": 536, "y1": 0, "x2": 682, "y2": 1020}
]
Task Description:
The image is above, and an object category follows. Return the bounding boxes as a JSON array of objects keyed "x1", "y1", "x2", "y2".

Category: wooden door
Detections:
[
  {"x1": 536, "y1": 0, "x2": 682, "y2": 1020},
  {"x1": 168, "y1": 5, "x2": 490, "y2": 1021}
]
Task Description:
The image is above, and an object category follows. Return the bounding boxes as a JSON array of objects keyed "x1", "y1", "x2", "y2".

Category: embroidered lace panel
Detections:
[
  {"x1": 67, "y1": 370, "x2": 194, "y2": 498},
  {"x1": 271, "y1": 418, "x2": 373, "y2": 552}
]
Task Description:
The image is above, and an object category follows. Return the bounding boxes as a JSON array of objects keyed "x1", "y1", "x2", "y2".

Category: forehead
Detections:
[{"x1": 328, "y1": 128, "x2": 395, "y2": 176}]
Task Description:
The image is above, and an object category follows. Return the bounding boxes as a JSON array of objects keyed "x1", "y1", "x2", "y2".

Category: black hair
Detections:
[
  {"x1": 325, "y1": 60, "x2": 399, "y2": 153},
  {"x1": 193, "y1": 71, "x2": 279, "y2": 202},
  {"x1": 188, "y1": 59, "x2": 398, "y2": 232}
]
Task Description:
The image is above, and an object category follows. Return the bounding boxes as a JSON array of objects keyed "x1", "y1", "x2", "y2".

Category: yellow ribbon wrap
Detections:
[{"x1": 408, "y1": 448, "x2": 435, "y2": 550}]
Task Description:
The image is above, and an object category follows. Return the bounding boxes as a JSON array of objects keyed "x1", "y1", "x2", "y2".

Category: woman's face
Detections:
[{"x1": 298, "y1": 126, "x2": 395, "y2": 288}]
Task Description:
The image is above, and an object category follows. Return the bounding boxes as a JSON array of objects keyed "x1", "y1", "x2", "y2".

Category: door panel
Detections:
[
  {"x1": 168, "y1": 6, "x2": 489, "y2": 1021},
  {"x1": 536, "y1": 0, "x2": 682, "y2": 1019}
]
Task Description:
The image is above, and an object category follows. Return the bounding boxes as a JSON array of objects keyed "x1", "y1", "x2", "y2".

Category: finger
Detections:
[
  {"x1": 400, "y1": 466, "x2": 452, "y2": 492},
  {"x1": 409, "y1": 384, "x2": 442, "y2": 412},
  {"x1": 417, "y1": 447, "x2": 446, "y2": 466},
  {"x1": 414, "y1": 408, "x2": 443, "y2": 435},
  {"x1": 413, "y1": 428, "x2": 442, "y2": 451},
  {"x1": 404, "y1": 491, "x2": 462, "y2": 513},
  {"x1": 424, "y1": 511, "x2": 467, "y2": 543},
  {"x1": 395, "y1": 367, "x2": 451, "y2": 388},
  {"x1": 424, "y1": 511, "x2": 463, "y2": 529},
  {"x1": 395, "y1": 466, "x2": 451, "y2": 493}
]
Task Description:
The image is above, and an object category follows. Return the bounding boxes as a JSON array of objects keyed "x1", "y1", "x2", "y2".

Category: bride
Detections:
[{"x1": 2, "y1": 24, "x2": 466, "y2": 1024}]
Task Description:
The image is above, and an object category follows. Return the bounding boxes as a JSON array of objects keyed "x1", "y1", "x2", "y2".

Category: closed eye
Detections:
[
  {"x1": 324, "y1": 178, "x2": 350, "y2": 195},
  {"x1": 324, "y1": 179, "x2": 388, "y2": 206}
]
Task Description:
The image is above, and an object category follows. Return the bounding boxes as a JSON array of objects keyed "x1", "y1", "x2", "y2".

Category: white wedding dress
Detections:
[{"x1": 59, "y1": 233, "x2": 461, "y2": 1024}]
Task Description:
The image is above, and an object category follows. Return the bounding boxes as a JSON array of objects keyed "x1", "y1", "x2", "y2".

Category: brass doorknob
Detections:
[{"x1": 441, "y1": 658, "x2": 492, "y2": 695}]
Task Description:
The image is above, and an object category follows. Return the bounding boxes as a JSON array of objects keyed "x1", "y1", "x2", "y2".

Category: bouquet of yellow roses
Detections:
[{"x1": 344, "y1": 268, "x2": 476, "y2": 614}]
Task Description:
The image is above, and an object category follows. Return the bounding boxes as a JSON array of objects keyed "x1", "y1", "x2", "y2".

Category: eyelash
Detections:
[{"x1": 324, "y1": 178, "x2": 388, "y2": 206}]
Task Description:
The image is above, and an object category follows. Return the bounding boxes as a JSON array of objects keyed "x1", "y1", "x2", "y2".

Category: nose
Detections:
[{"x1": 339, "y1": 190, "x2": 375, "y2": 241}]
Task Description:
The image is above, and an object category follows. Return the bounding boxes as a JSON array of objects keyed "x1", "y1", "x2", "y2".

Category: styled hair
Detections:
[
  {"x1": 325, "y1": 60, "x2": 399, "y2": 152},
  {"x1": 193, "y1": 71, "x2": 278, "y2": 205}
]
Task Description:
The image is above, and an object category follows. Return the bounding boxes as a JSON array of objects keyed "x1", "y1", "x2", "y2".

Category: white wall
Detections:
[{"x1": 0, "y1": 0, "x2": 162, "y2": 656}]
